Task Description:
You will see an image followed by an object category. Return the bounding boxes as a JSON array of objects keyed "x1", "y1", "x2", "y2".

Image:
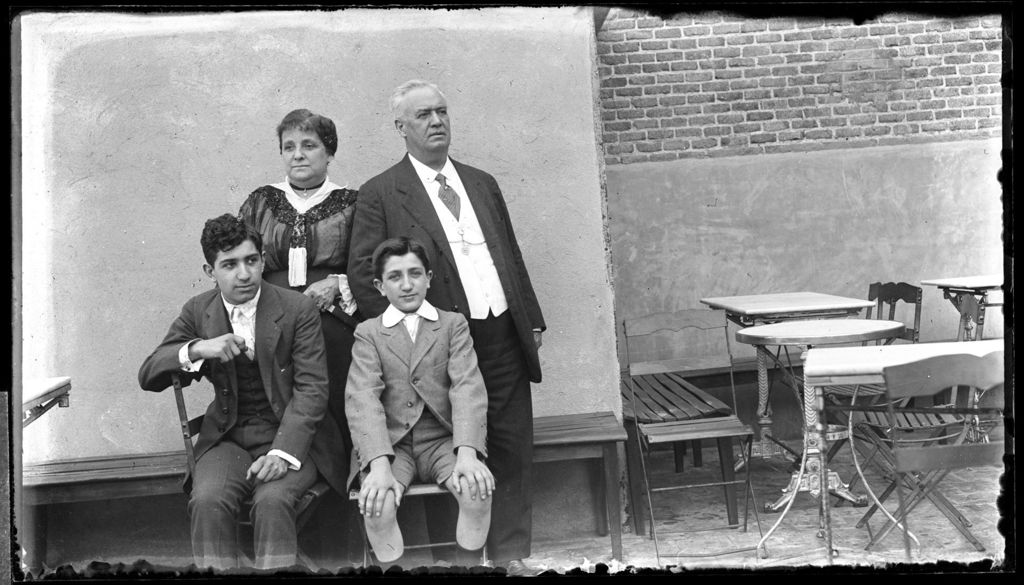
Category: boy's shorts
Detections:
[{"x1": 361, "y1": 409, "x2": 456, "y2": 490}]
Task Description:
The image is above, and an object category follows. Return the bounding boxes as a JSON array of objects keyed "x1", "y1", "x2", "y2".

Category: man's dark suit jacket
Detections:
[
  {"x1": 348, "y1": 155, "x2": 546, "y2": 383},
  {"x1": 138, "y1": 282, "x2": 347, "y2": 495}
]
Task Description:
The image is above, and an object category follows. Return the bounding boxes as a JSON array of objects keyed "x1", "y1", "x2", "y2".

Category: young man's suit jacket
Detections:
[
  {"x1": 138, "y1": 282, "x2": 347, "y2": 495},
  {"x1": 344, "y1": 308, "x2": 489, "y2": 487},
  {"x1": 347, "y1": 155, "x2": 546, "y2": 383}
]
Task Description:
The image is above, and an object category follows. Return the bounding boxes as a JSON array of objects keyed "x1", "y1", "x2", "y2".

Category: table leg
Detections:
[
  {"x1": 623, "y1": 422, "x2": 647, "y2": 538},
  {"x1": 976, "y1": 301, "x2": 987, "y2": 341},
  {"x1": 750, "y1": 347, "x2": 791, "y2": 462},
  {"x1": 22, "y1": 503, "x2": 47, "y2": 577},
  {"x1": 603, "y1": 443, "x2": 623, "y2": 561},
  {"x1": 592, "y1": 456, "x2": 608, "y2": 538},
  {"x1": 765, "y1": 378, "x2": 867, "y2": 513},
  {"x1": 737, "y1": 346, "x2": 800, "y2": 470}
]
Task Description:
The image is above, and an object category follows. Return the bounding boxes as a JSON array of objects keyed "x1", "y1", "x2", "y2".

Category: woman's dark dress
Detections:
[{"x1": 239, "y1": 185, "x2": 359, "y2": 465}]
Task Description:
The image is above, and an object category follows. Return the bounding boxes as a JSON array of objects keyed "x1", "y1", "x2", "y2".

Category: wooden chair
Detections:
[
  {"x1": 170, "y1": 373, "x2": 332, "y2": 567},
  {"x1": 824, "y1": 282, "x2": 925, "y2": 476},
  {"x1": 866, "y1": 282, "x2": 922, "y2": 343},
  {"x1": 621, "y1": 309, "x2": 763, "y2": 562},
  {"x1": 844, "y1": 352, "x2": 1004, "y2": 558},
  {"x1": 347, "y1": 484, "x2": 477, "y2": 567}
]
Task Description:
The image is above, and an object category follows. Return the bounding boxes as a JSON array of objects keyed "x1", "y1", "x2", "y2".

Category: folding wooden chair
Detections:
[
  {"x1": 850, "y1": 352, "x2": 1004, "y2": 558},
  {"x1": 621, "y1": 309, "x2": 764, "y2": 562},
  {"x1": 170, "y1": 373, "x2": 331, "y2": 567},
  {"x1": 824, "y1": 282, "x2": 924, "y2": 488}
]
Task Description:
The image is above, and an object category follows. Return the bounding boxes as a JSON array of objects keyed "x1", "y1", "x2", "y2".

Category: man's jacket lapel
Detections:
[
  {"x1": 395, "y1": 156, "x2": 458, "y2": 274},
  {"x1": 255, "y1": 285, "x2": 284, "y2": 404}
]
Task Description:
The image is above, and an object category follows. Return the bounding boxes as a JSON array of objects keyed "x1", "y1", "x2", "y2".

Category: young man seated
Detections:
[
  {"x1": 345, "y1": 236, "x2": 494, "y2": 564},
  {"x1": 138, "y1": 214, "x2": 347, "y2": 570}
]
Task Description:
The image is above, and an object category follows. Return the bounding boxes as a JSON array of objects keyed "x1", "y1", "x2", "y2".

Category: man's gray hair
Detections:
[{"x1": 390, "y1": 79, "x2": 446, "y2": 118}]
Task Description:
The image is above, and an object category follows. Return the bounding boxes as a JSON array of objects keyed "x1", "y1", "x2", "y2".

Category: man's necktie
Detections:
[
  {"x1": 231, "y1": 306, "x2": 256, "y2": 360},
  {"x1": 436, "y1": 173, "x2": 461, "y2": 219}
]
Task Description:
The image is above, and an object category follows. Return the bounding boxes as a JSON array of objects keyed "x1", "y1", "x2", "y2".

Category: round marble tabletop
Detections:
[{"x1": 735, "y1": 319, "x2": 906, "y2": 346}]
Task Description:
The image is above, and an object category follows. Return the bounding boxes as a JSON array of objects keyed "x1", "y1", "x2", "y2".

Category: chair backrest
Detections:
[
  {"x1": 866, "y1": 282, "x2": 922, "y2": 343},
  {"x1": 622, "y1": 309, "x2": 733, "y2": 377},
  {"x1": 882, "y1": 351, "x2": 1005, "y2": 474},
  {"x1": 171, "y1": 373, "x2": 203, "y2": 478},
  {"x1": 622, "y1": 309, "x2": 738, "y2": 409}
]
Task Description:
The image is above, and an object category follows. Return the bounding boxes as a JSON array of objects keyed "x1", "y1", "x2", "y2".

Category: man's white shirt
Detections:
[{"x1": 407, "y1": 154, "x2": 509, "y2": 320}]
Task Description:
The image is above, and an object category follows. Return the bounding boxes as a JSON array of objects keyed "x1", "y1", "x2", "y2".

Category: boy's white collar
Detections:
[{"x1": 382, "y1": 299, "x2": 439, "y2": 328}]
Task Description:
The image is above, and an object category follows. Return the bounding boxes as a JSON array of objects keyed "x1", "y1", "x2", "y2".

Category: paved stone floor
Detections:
[{"x1": 524, "y1": 438, "x2": 1009, "y2": 574}]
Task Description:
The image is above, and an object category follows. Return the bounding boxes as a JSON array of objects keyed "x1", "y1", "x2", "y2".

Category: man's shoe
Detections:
[{"x1": 503, "y1": 559, "x2": 540, "y2": 577}]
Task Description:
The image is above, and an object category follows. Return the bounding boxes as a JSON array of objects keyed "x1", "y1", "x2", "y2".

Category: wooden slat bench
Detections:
[
  {"x1": 21, "y1": 451, "x2": 187, "y2": 574},
  {"x1": 21, "y1": 411, "x2": 628, "y2": 572}
]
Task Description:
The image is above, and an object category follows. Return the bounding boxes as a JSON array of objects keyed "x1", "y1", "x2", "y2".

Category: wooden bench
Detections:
[
  {"x1": 533, "y1": 411, "x2": 627, "y2": 561},
  {"x1": 21, "y1": 411, "x2": 628, "y2": 571},
  {"x1": 21, "y1": 451, "x2": 187, "y2": 574}
]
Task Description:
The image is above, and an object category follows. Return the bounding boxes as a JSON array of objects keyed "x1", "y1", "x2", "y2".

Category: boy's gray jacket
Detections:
[{"x1": 344, "y1": 308, "x2": 488, "y2": 487}]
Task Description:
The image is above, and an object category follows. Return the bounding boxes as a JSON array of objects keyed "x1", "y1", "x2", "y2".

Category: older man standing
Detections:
[{"x1": 347, "y1": 80, "x2": 545, "y2": 575}]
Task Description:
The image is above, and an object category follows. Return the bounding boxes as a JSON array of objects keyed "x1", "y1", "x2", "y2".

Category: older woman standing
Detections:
[{"x1": 239, "y1": 109, "x2": 360, "y2": 467}]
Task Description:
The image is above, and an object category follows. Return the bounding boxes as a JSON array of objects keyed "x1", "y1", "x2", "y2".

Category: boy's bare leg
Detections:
[
  {"x1": 363, "y1": 489, "x2": 404, "y2": 563},
  {"x1": 445, "y1": 475, "x2": 492, "y2": 551}
]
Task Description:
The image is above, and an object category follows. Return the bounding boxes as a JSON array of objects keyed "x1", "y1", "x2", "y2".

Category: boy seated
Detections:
[{"x1": 345, "y1": 236, "x2": 494, "y2": 563}]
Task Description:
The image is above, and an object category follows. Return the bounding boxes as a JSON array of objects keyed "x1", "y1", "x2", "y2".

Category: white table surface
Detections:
[
  {"x1": 920, "y1": 275, "x2": 1003, "y2": 290},
  {"x1": 23, "y1": 376, "x2": 72, "y2": 407},
  {"x1": 803, "y1": 339, "x2": 1004, "y2": 386},
  {"x1": 701, "y1": 292, "x2": 874, "y2": 316},
  {"x1": 735, "y1": 319, "x2": 905, "y2": 346}
]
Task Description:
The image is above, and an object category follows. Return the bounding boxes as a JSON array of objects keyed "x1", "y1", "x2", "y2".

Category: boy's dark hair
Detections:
[
  {"x1": 372, "y1": 236, "x2": 431, "y2": 280},
  {"x1": 276, "y1": 108, "x2": 339, "y2": 156},
  {"x1": 200, "y1": 214, "x2": 263, "y2": 265}
]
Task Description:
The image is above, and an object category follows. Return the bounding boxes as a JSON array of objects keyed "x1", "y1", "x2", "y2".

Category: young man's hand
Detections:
[
  {"x1": 450, "y1": 447, "x2": 495, "y2": 500},
  {"x1": 359, "y1": 457, "x2": 405, "y2": 517},
  {"x1": 246, "y1": 453, "x2": 289, "y2": 484},
  {"x1": 189, "y1": 333, "x2": 248, "y2": 363}
]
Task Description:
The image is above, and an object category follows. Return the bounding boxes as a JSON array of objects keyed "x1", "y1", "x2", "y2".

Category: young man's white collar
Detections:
[
  {"x1": 382, "y1": 299, "x2": 439, "y2": 328},
  {"x1": 221, "y1": 285, "x2": 262, "y2": 317}
]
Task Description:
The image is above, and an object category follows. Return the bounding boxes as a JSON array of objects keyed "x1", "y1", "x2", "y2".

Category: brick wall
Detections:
[{"x1": 598, "y1": 10, "x2": 1003, "y2": 164}]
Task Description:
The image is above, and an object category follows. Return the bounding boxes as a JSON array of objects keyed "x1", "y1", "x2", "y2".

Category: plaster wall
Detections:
[
  {"x1": 607, "y1": 138, "x2": 1005, "y2": 363},
  {"x1": 19, "y1": 7, "x2": 619, "y2": 464}
]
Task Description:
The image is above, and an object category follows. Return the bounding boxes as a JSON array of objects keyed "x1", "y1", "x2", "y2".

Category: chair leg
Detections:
[
  {"x1": 673, "y1": 443, "x2": 686, "y2": 473},
  {"x1": 716, "y1": 437, "x2": 739, "y2": 526},
  {"x1": 624, "y1": 422, "x2": 648, "y2": 538},
  {"x1": 870, "y1": 469, "x2": 985, "y2": 552},
  {"x1": 691, "y1": 440, "x2": 703, "y2": 468}
]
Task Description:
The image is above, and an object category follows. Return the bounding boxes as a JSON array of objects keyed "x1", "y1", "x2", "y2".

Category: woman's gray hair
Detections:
[{"x1": 390, "y1": 80, "x2": 446, "y2": 118}]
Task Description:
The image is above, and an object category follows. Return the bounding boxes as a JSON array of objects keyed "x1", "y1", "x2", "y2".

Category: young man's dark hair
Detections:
[{"x1": 200, "y1": 213, "x2": 263, "y2": 265}]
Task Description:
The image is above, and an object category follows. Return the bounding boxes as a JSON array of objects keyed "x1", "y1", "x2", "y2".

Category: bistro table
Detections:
[
  {"x1": 701, "y1": 293, "x2": 874, "y2": 462},
  {"x1": 804, "y1": 339, "x2": 1004, "y2": 561},
  {"x1": 736, "y1": 319, "x2": 905, "y2": 519},
  {"x1": 736, "y1": 320, "x2": 905, "y2": 561},
  {"x1": 23, "y1": 377, "x2": 72, "y2": 428},
  {"x1": 921, "y1": 275, "x2": 1003, "y2": 341}
]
